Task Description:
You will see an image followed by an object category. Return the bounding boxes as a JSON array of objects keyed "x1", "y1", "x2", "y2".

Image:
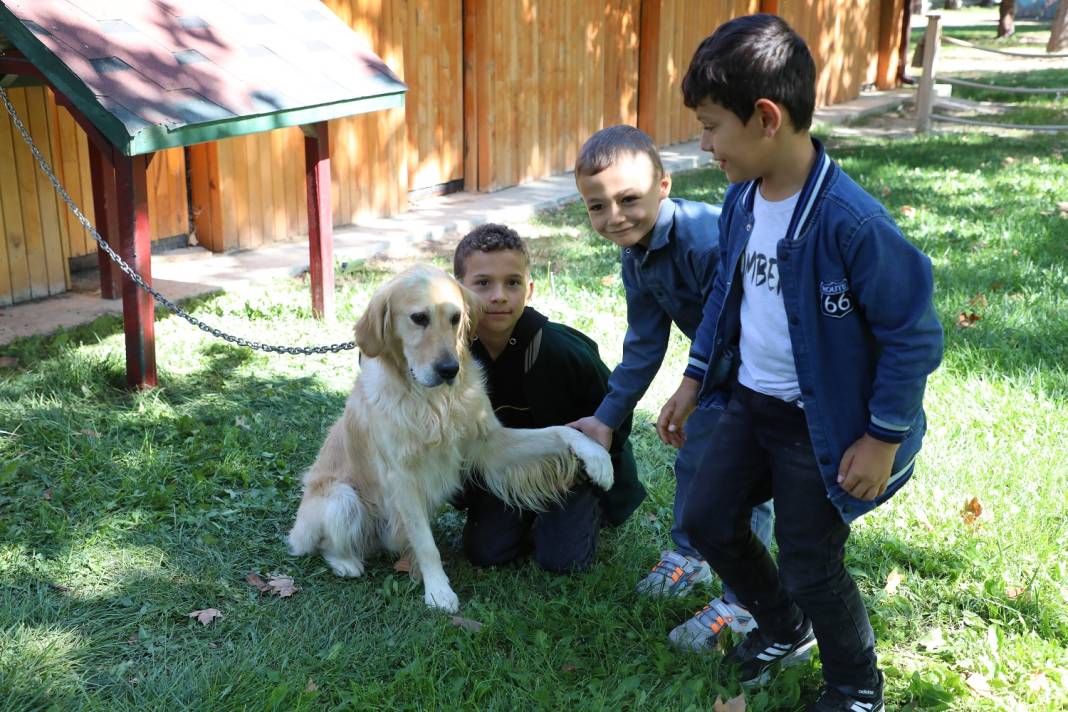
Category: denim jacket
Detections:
[
  {"x1": 594, "y1": 198, "x2": 721, "y2": 430},
  {"x1": 688, "y1": 139, "x2": 944, "y2": 521}
]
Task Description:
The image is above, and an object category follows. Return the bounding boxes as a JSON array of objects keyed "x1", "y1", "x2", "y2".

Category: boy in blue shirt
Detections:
[
  {"x1": 569, "y1": 125, "x2": 773, "y2": 634},
  {"x1": 659, "y1": 15, "x2": 944, "y2": 711}
]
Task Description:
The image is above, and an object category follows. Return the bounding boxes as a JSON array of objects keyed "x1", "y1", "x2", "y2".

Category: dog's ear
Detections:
[
  {"x1": 355, "y1": 284, "x2": 391, "y2": 357},
  {"x1": 457, "y1": 282, "x2": 484, "y2": 342}
]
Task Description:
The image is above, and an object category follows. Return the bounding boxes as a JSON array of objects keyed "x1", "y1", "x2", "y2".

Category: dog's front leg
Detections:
[{"x1": 391, "y1": 482, "x2": 459, "y2": 613}]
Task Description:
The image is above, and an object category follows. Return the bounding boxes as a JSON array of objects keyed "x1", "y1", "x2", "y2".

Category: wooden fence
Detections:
[{"x1": 1, "y1": 0, "x2": 905, "y2": 306}]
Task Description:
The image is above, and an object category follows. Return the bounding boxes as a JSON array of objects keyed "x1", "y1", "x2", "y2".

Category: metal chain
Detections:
[{"x1": 0, "y1": 86, "x2": 355, "y2": 356}]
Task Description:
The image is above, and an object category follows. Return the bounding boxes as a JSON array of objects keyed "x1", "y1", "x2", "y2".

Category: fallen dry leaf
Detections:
[
  {"x1": 305, "y1": 679, "x2": 319, "y2": 692},
  {"x1": 561, "y1": 663, "x2": 577, "y2": 673},
  {"x1": 1057, "y1": 201, "x2": 1068, "y2": 213},
  {"x1": 245, "y1": 572, "x2": 271, "y2": 593},
  {"x1": 599, "y1": 275, "x2": 616, "y2": 286},
  {"x1": 881, "y1": 185, "x2": 891, "y2": 197},
  {"x1": 48, "y1": 582, "x2": 71, "y2": 593},
  {"x1": 208, "y1": 641, "x2": 221, "y2": 649},
  {"x1": 957, "y1": 311, "x2": 982, "y2": 329},
  {"x1": 80, "y1": 429, "x2": 100, "y2": 438},
  {"x1": 0, "y1": 356, "x2": 18, "y2": 368},
  {"x1": 713, "y1": 693, "x2": 747, "y2": 711},
  {"x1": 969, "y1": 293, "x2": 988, "y2": 309},
  {"x1": 990, "y1": 281, "x2": 1004, "y2": 291},
  {"x1": 450, "y1": 615, "x2": 484, "y2": 632},
  {"x1": 1027, "y1": 671, "x2": 1051, "y2": 693},
  {"x1": 884, "y1": 570, "x2": 903, "y2": 596},
  {"x1": 962, "y1": 497, "x2": 983, "y2": 525},
  {"x1": 188, "y1": 608, "x2": 223, "y2": 625},
  {"x1": 1003, "y1": 156, "x2": 1016, "y2": 165},
  {"x1": 966, "y1": 672, "x2": 992, "y2": 697},
  {"x1": 915, "y1": 509, "x2": 935, "y2": 531},
  {"x1": 267, "y1": 574, "x2": 299, "y2": 598},
  {"x1": 1006, "y1": 585, "x2": 1027, "y2": 599},
  {"x1": 42, "y1": 489, "x2": 52, "y2": 501},
  {"x1": 393, "y1": 557, "x2": 411, "y2": 573},
  {"x1": 901, "y1": 205, "x2": 916, "y2": 218}
]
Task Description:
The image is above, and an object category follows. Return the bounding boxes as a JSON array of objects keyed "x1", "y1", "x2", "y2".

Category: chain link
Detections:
[{"x1": 0, "y1": 86, "x2": 355, "y2": 356}]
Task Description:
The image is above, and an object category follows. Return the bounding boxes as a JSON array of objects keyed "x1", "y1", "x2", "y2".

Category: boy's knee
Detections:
[
  {"x1": 533, "y1": 546, "x2": 594, "y2": 575},
  {"x1": 463, "y1": 535, "x2": 520, "y2": 569}
]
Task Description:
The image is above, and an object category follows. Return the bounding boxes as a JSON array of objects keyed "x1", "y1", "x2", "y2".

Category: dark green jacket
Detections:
[{"x1": 471, "y1": 307, "x2": 646, "y2": 526}]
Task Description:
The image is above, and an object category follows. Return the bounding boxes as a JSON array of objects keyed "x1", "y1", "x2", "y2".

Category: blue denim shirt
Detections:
[
  {"x1": 689, "y1": 139, "x2": 944, "y2": 521},
  {"x1": 594, "y1": 198, "x2": 721, "y2": 429}
]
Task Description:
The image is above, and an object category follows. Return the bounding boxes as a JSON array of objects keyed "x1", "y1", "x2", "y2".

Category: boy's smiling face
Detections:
[
  {"x1": 458, "y1": 249, "x2": 533, "y2": 342},
  {"x1": 576, "y1": 152, "x2": 671, "y2": 249},
  {"x1": 695, "y1": 97, "x2": 772, "y2": 184}
]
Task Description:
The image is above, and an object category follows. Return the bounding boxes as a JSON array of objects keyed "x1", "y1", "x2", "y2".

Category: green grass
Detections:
[{"x1": 2, "y1": 127, "x2": 1067, "y2": 710}]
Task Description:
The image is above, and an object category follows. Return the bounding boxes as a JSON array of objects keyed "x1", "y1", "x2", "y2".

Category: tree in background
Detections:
[
  {"x1": 998, "y1": 0, "x2": 1016, "y2": 37},
  {"x1": 1049, "y1": 1, "x2": 1068, "y2": 52}
]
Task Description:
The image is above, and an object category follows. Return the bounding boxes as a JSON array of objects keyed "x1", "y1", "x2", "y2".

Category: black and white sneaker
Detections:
[
  {"x1": 726, "y1": 618, "x2": 817, "y2": 687},
  {"x1": 807, "y1": 672, "x2": 885, "y2": 712}
]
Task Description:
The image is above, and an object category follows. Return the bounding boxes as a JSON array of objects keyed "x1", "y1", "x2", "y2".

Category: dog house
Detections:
[{"x1": 0, "y1": 0, "x2": 406, "y2": 387}]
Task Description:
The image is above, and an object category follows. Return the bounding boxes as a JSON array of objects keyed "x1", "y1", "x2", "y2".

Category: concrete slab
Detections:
[{"x1": 0, "y1": 88, "x2": 910, "y2": 347}]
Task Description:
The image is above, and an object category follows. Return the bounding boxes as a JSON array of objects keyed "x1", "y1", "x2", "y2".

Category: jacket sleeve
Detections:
[
  {"x1": 686, "y1": 195, "x2": 734, "y2": 381},
  {"x1": 844, "y1": 214, "x2": 944, "y2": 442},
  {"x1": 594, "y1": 266, "x2": 671, "y2": 430}
]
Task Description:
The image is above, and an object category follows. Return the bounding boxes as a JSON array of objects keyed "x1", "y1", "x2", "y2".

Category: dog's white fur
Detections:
[{"x1": 287, "y1": 265, "x2": 613, "y2": 612}]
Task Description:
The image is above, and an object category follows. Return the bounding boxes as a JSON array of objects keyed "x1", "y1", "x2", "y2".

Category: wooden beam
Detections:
[
  {"x1": 876, "y1": 0, "x2": 906, "y2": 90},
  {"x1": 637, "y1": 0, "x2": 662, "y2": 142},
  {"x1": 115, "y1": 152, "x2": 157, "y2": 388},
  {"x1": 303, "y1": 121, "x2": 334, "y2": 321},
  {"x1": 760, "y1": 0, "x2": 779, "y2": 13},
  {"x1": 87, "y1": 140, "x2": 122, "y2": 300}
]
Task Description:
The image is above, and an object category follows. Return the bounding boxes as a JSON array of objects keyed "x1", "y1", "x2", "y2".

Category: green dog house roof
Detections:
[{"x1": 0, "y1": 0, "x2": 406, "y2": 156}]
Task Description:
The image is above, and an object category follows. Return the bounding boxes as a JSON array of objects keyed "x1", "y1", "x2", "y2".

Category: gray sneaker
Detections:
[
  {"x1": 668, "y1": 597, "x2": 758, "y2": 652},
  {"x1": 635, "y1": 550, "x2": 712, "y2": 597}
]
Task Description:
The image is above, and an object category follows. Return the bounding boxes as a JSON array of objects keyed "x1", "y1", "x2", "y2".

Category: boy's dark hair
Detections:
[
  {"x1": 575, "y1": 125, "x2": 664, "y2": 180},
  {"x1": 453, "y1": 223, "x2": 530, "y2": 279},
  {"x1": 681, "y1": 14, "x2": 816, "y2": 131}
]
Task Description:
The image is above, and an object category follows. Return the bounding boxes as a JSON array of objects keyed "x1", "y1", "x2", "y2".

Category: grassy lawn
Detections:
[{"x1": 2, "y1": 126, "x2": 1067, "y2": 711}]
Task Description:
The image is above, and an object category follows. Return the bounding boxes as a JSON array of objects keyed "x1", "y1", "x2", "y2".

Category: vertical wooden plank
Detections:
[
  {"x1": 304, "y1": 122, "x2": 334, "y2": 321},
  {"x1": 243, "y1": 134, "x2": 263, "y2": 248},
  {"x1": 75, "y1": 117, "x2": 96, "y2": 254},
  {"x1": 217, "y1": 137, "x2": 240, "y2": 251},
  {"x1": 638, "y1": 0, "x2": 662, "y2": 142},
  {"x1": 463, "y1": 0, "x2": 479, "y2": 192},
  {"x1": 0, "y1": 173, "x2": 10, "y2": 306},
  {"x1": 228, "y1": 136, "x2": 251, "y2": 249},
  {"x1": 9, "y1": 89, "x2": 49, "y2": 299},
  {"x1": 43, "y1": 92, "x2": 71, "y2": 272},
  {"x1": 0, "y1": 95, "x2": 29, "y2": 304},
  {"x1": 27, "y1": 87, "x2": 66, "y2": 295},
  {"x1": 54, "y1": 103, "x2": 84, "y2": 256},
  {"x1": 115, "y1": 152, "x2": 156, "y2": 389},
  {"x1": 87, "y1": 141, "x2": 122, "y2": 299},
  {"x1": 269, "y1": 131, "x2": 288, "y2": 241},
  {"x1": 476, "y1": 0, "x2": 492, "y2": 190}
]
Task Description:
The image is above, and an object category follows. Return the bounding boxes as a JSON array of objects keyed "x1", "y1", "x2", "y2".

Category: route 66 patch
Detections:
[{"x1": 819, "y1": 279, "x2": 854, "y2": 318}]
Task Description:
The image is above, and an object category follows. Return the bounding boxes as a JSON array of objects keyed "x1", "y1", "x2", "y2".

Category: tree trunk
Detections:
[
  {"x1": 997, "y1": 0, "x2": 1016, "y2": 38},
  {"x1": 979, "y1": 0, "x2": 994, "y2": 7},
  {"x1": 1049, "y1": 0, "x2": 1068, "y2": 53},
  {"x1": 944, "y1": 0, "x2": 962, "y2": 9}
]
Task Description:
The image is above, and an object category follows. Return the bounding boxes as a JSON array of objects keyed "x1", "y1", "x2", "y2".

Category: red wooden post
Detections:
[
  {"x1": 87, "y1": 141, "x2": 122, "y2": 299},
  {"x1": 761, "y1": 0, "x2": 780, "y2": 13},
  {"x1": 303, "y1": 122, "x2": 334, "y2": 321},
  {"x1": 115, "y1": 153, "x2": 157, "y2": 388}
]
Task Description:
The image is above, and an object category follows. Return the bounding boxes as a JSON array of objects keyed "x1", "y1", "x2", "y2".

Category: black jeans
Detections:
[
  {"x1": 680, "y1": 382, "x2": 879, "y2": 692},
  {"x1": 462, "y1": 481, "x2": 602, "y2": 574}
]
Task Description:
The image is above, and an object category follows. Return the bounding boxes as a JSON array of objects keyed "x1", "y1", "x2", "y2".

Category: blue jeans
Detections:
[
  {"x1": 680, "y1": 383, "x2": 880, "y2": 692},
  {"x1": 674, "y1": 405, "x2": 775, "y2": 590}
]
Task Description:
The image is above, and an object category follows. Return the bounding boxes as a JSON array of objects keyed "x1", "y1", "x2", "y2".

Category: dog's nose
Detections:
[{"x1": 435, "y1": 359, "x2": 459, "y2": 383}]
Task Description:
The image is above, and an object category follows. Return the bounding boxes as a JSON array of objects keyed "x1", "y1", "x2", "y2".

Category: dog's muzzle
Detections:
[{"x1": 433, "y1": 358, "x2": 460, "y2": 384}]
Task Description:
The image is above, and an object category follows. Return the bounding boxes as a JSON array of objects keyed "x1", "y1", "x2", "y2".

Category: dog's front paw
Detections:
[
  {"x1": 568, "y1": 433, "x2": 614, "y2": 491},
  {"x1": 423, "y1": 579, "x2": 460, "y2": 612}
]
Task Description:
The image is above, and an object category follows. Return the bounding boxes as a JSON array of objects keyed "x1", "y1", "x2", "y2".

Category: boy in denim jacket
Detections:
[
  {"x1": 569, "y1": 126, "x2": 773, "y2": 635},
  {"x1": 659, "y1": 15, "x2": 944, "y2": 711}
]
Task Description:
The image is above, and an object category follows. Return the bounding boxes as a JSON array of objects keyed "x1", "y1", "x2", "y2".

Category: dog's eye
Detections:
[
  {"x1": 451, "y1": 313, "x2": 461, "y2": 326},
  {"x1": 410, "y1": 312, "x2": 430, "y2": 328}
]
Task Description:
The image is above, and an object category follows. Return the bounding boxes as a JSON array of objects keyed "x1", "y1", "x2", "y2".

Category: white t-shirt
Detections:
[{"x1": 737, "y1": 187, "x2": 801, "y2": 401}]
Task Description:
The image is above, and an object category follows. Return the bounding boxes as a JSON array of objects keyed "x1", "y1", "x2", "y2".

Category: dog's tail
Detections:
[{"x1": 287, "y1": 483, "x2": 368, "y2": 577}]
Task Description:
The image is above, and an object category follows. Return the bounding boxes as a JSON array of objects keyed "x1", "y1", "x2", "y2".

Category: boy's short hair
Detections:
[
  {"x1": 575, "y1": 125, "x2": 665, "y2": 180},
  {"x1": 453, "y1": 223, "x2": 530, "y2": 279},
  {"x1": 681, "y1": 14, "x2": 816, "y2": 131}
]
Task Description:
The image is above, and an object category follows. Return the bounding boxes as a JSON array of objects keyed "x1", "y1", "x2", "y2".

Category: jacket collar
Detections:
[
  {"x1": 646, "y1": 198, "x2": 676, "y2": 252},
  {"x1": 737, "y1": 137, "x2": 836, "y2": 242}
]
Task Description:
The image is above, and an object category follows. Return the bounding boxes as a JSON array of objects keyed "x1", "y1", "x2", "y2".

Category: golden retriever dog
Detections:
[{"x1": 287, "y1": 265, "x2": 613, "y2": 612}]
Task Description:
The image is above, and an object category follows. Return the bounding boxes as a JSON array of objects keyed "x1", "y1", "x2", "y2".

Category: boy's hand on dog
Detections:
[
  {"x1": 837, "y1": 434, "x2": 900, "y2": 501},
  {"x1": 568, "y1": 416, "x2": 613, "y2": 450},
  {"x1": 656, "y1": 377, "x2": 700, "y2": 448}
]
